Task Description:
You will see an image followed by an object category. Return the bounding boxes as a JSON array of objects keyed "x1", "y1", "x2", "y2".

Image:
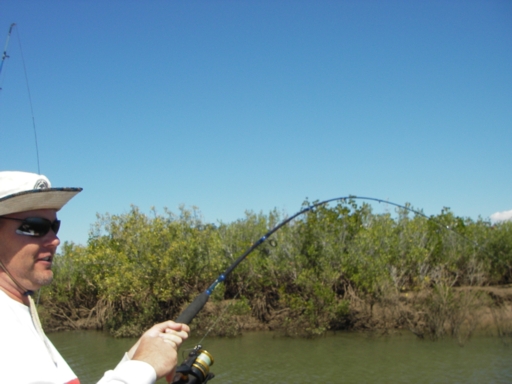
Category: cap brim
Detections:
[{"x1": 0, "y1": 188, "x2": 83, "y2": 216}]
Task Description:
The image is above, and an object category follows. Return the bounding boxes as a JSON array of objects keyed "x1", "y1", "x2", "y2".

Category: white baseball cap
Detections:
[{"x1": 0, "y1": 171, "x2": 82, "y2": 216}]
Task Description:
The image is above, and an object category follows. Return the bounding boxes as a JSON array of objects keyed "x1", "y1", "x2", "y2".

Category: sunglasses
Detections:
[{"x1": 1, "y1": 217, "x2": 61, "y2": 237}]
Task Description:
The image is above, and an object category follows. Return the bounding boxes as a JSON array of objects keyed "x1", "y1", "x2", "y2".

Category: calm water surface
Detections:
[{"x1": 49, "y1": 331, "x2": 512, "y2": 384}]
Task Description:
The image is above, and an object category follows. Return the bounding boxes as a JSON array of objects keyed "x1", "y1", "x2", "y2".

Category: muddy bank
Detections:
[
  {"x1": 188, "y1": 285, "x2": 512, "y2": 340},
  {"x1": 42, "y1": 285, "x2": 512, "y2": 341}
]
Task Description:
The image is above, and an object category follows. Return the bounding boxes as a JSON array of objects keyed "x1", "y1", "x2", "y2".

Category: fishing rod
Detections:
[
  {"x1": 171, "y1": 195, "x2": 441, "y2": 383},
  {"x1": 174, "y1": 196, "x2": 430, "y2": 325},
  {"x1": 0, "y1": 23, "x2": 16, "y2": 87}
]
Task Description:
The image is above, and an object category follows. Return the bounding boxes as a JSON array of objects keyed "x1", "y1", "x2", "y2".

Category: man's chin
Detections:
[{"x1": 33, "y1": 272, "x2": 54, "y2": 288}]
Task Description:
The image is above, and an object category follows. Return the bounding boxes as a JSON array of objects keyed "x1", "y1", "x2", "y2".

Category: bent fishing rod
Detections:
[
  {"x1": 175, "y1": 195, "x2": 430, "y2": 325},
  {"x1": 171, "y1": 195, "x2": 473, "y2": 383}
]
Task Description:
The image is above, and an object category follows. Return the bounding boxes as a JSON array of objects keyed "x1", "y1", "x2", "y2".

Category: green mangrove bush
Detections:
[{"x1": 43, "y1": 200, "x2": 512, "y2": 337}]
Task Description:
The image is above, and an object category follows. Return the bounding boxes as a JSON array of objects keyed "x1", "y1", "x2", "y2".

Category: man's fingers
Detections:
[
  {"x1": 145, "y1": 321, "x2": 190, "y2": 337},
  {"x1": 160, "y1": 328, "x2": 188, "y2": 347}
]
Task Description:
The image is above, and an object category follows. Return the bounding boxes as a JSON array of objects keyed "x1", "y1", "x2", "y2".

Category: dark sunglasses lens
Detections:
[
  {"x1": 17, "y1": 218, "x2": 60, "y2": 237},
  {"x1": 52, "y1": 220, "x2": 61, "y2": 235}
]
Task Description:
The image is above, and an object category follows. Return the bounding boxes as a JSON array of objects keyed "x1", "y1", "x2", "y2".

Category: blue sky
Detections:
[{"x1": 1, "y1": 1, "x2": 511, "y2": 245}]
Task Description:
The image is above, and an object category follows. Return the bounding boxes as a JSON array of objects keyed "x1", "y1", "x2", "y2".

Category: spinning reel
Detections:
[{"x1": 170, "y1": 345, "x2": 215, "y2": 384}]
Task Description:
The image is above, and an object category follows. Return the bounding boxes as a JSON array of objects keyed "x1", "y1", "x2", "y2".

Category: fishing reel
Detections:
[{"x1": 169, "y1": 345, "x2": 215, "y2": 384}]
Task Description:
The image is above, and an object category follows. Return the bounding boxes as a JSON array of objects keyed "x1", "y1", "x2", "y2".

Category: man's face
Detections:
[{"x1": 0, "y1": 209, "x2": 60, "y2": 292}]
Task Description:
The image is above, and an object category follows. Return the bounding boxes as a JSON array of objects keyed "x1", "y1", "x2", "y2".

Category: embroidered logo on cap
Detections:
[{"x1": 34, "y1": 179, "x2": 49, "y2": 189}]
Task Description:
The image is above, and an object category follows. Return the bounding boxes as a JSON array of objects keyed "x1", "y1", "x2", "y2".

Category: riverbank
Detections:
[
  {"x1": 43, "y1": 203, "x2": 512, "y2": 340},
  {"x1": 181, "y1": 285, "x2": 512, "y2": 342},
  {"x1": 42, "y1": 284, "x2": 512, "y2": 342}
]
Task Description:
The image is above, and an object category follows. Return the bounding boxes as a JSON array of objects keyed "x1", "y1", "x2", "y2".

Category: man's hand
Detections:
[{"x1": 129, "y1": 321, "x2": 190, "y2": 379}]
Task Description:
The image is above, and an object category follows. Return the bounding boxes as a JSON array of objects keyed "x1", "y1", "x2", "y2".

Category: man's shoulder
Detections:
[{"x1": 0, "y1": 289, "x2": 30, "y2": 325}]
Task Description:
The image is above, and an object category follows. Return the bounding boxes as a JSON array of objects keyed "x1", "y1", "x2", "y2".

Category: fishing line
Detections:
[
  {"x1": 14, "y1": 26, "x2": 41, "y2": 174},
  {"x1": 197, "y1": 290, "x2": 241, "y2": 346}
]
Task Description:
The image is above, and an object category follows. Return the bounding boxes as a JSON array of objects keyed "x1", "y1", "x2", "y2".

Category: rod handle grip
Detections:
[{"x1": 175, "y1": 291, "x2": 210, "y2": 325}]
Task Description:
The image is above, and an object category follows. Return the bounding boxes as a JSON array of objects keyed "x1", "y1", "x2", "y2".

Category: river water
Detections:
[{"x1": 49, "y1": 330, "x2": 511, "y2": 384}]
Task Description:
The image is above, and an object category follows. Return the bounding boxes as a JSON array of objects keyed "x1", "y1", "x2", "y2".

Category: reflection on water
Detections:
[{"x1": 49, "y1": 330, "x2": 512, "y2": 384}]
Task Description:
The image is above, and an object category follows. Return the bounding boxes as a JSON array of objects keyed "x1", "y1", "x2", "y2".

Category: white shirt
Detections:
[{"x1": 0, "y1": 290, "x2": 157, "y2": 384}]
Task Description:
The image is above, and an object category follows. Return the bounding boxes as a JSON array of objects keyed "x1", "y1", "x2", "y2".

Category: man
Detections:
[{"x1": 0, "y1": 171, "x2": 190, "y2": 384}]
